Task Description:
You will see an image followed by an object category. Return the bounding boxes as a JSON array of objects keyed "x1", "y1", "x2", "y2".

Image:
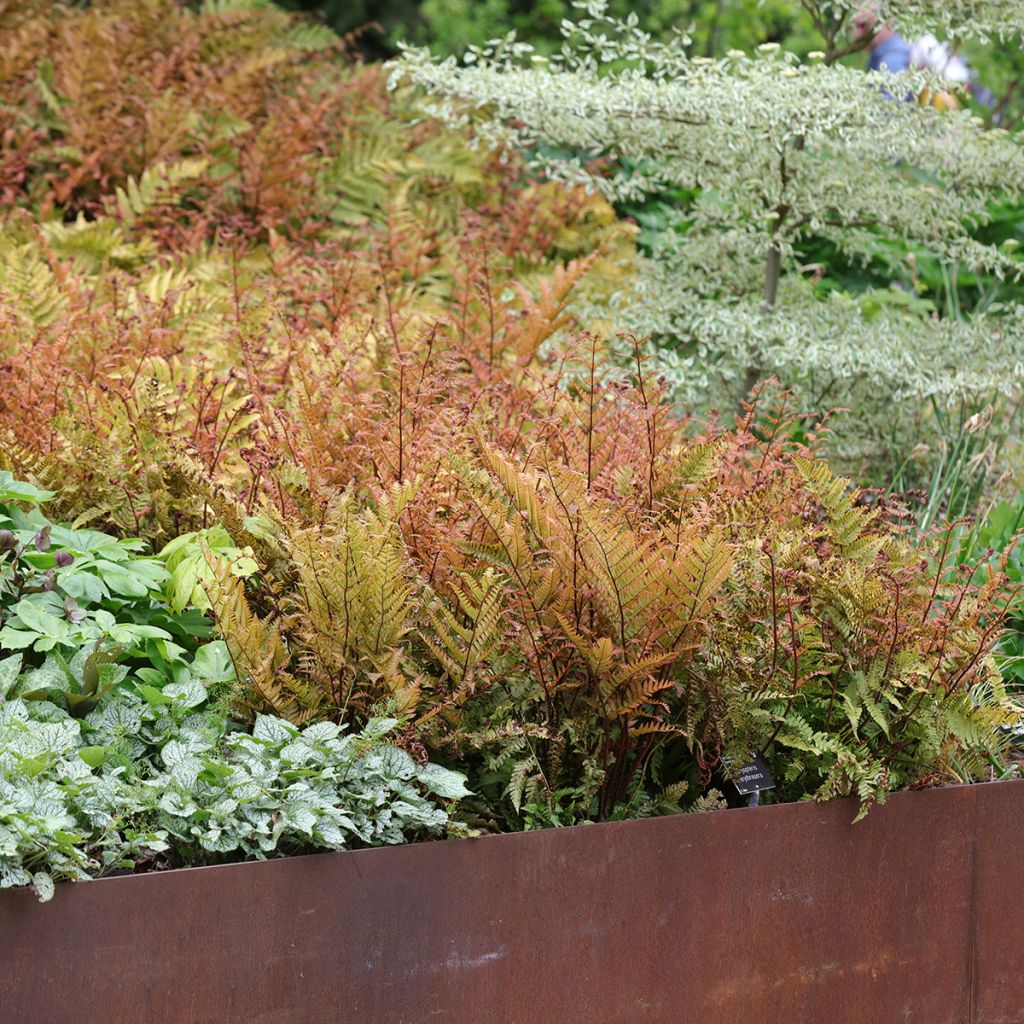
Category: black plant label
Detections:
[{"x1": 726, "y1": 753, "x2": 776, "y2": 795}]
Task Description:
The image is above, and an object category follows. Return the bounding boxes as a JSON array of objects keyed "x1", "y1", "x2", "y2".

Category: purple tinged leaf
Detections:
[
  {"x1": 34, "y1": 525, "x2": 52, "y2": 551},
  {"x1": 54, "y1": 550, "x2": 74, "y2": 567},
  {"x1": 0, "y1": 530, "x2": 16, "y2": 551},
  {"x1": 63, "y1": 597, "x2": 87, "y2": 624}
]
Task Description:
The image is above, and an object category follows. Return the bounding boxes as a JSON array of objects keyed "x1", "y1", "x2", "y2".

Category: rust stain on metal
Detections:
[{"x1": 1, "y1": 781, "x2": 1021, "y2": 1023}]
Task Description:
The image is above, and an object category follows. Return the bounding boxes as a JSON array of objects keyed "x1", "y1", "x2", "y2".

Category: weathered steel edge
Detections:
[
  {"x1": 6, "y1": 775, "x2": 993, "y2": 889},
  {"x1": 2, "y1": 779, "x2": 1022, "y2": 1024}
]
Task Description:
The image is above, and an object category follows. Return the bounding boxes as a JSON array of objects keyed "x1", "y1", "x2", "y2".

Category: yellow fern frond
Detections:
[
  {"x1": 424, "y1": 568, "x2": 505, "y2": 697},
  {"x1": 201, "y1": 548, "x2": 311, "y2": 723},
  {"x1": 795, "y1": 456, "x2": 878, "y2": 556}
]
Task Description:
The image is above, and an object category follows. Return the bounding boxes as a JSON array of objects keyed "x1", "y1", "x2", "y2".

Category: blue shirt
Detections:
[{"x1": 869, "y1": 34, "x2": 912, "y2": 73}]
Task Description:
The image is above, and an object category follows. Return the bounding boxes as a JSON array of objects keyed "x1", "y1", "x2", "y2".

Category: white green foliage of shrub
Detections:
[
  {"x1": 393, "y1": 1, "x2": 1024, "y2": 419},
  {"x1": 0, "y1": 677, "x2": 469, "y2": 902},
  {"x1": 809, "y1": 1, "x2": 1024, "y2": 42},
  {"x1": 636, "y1": 277, "x2": 1024, "y2": 406}
]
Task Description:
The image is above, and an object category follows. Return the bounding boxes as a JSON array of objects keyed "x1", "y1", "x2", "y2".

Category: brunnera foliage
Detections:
[{"x1": 0, "y1": 686, "x2": 467, "y2": 901}]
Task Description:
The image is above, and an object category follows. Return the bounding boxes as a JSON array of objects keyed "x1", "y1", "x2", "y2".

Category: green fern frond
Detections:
[
  {"x1": 114, "y1": 157, "x2": 209, "y2": 226},
  {"x1": 279, "y1": 21, "x2": 338, "y2": 52},
  {"x1": 795, "y1": 456, "x2": 878, "y2": 556},
  {"x1": 0, "y1": 236, "x2": 65, "y2": 326},
  {"x1": 671, "y1": 439, "x2": 725, "y2": 488},
  {"x1": 424, "y1": 569, "x2": 505, "y2": 696}
]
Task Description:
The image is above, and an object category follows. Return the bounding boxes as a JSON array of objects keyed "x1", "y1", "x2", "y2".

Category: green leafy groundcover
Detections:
[
  {"x1": 0, "y1": 691, "x2": 468, "y2": 903},
  {"x1": 0, "y1": 476, "x2": 468, "y2": 902}
]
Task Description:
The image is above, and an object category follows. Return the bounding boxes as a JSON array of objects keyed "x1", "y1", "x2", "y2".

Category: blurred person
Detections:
[
  {"x1": 910, "y1": 33, "x2": 971, "y2": 84},
  {"x1": 910, "y1": 32, "x2": 964, "y2": 109},
  {"x1": 852, "y1": 4, "x2": 912, "y2": 73},
  {"x1": 854, "y1": 6, "x2": 995, "y2": 112},
  {"x1": 911, "y1": 33, "x2": 997, "y2": 109}
]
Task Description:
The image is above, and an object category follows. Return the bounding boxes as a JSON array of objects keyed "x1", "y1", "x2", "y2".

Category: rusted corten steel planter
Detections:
[{"x1": 2, "y1": 780, "x2": 1023, "y2": 1024}]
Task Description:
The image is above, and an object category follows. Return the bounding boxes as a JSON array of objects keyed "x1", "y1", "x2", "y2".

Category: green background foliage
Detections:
[{"x1": 278, "y1": 0, "x2": 816, "y2": 57}]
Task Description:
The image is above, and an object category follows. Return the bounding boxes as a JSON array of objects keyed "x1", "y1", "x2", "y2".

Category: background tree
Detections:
[
  {"x1": 279, "y1": 0, "x2": 812, "y2": 57},
  {"x1": 394, "y1": 0, "x2": 1024, "y2": 501}
]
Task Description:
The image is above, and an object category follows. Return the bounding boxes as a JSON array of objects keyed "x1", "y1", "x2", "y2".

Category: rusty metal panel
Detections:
[
  {"x1": 0, "y1": 782, "x2": 1015, "y2": 1023},
  {"x1": 968, "y1": 781, "x2": 1024, "y2": 1024}
]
